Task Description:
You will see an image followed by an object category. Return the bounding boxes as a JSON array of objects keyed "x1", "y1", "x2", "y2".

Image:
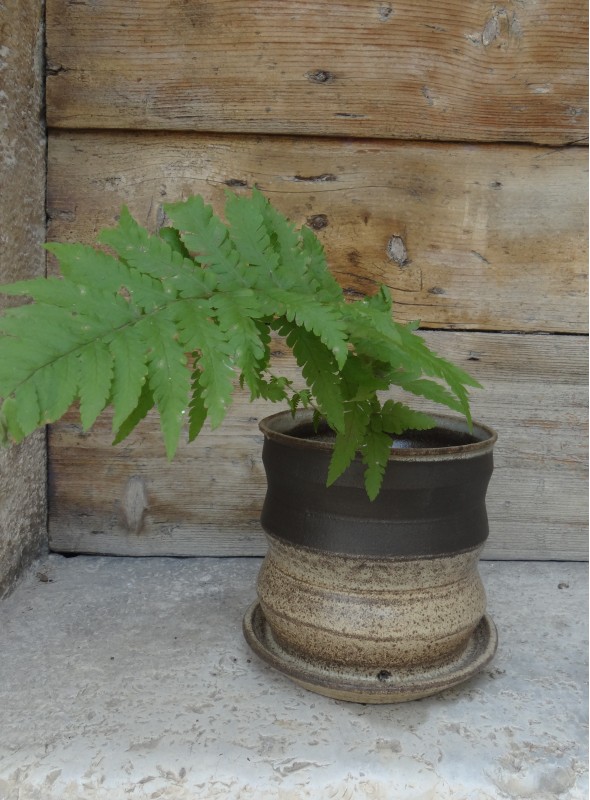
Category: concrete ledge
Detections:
[{"x1": 0, "y1": 556, "x2": 587, "y2": 799}]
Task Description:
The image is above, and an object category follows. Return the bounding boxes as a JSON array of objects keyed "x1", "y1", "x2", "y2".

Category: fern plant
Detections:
[{"x1": 0, "y1": 189, "x2": 481, "y2": 500}]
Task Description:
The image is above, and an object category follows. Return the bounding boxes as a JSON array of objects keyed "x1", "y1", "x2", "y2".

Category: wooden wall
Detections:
[{"x1": 45, "y1": 1, "x2": 588, "y2": 560}]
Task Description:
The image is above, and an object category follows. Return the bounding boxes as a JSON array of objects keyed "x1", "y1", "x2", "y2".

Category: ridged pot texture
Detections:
[{"x1": 257, "y1": 409, "x2": 497, "y2": 671}]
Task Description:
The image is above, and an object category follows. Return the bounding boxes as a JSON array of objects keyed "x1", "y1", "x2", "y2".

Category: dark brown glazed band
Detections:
[{"x1": 258, "y1": 410, "x2": 497, "y2": 558}]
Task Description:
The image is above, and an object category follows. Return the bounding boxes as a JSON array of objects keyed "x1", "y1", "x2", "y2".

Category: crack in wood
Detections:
[{"x1": 289, "y1": 173, "x2": 337, "y2": 183}]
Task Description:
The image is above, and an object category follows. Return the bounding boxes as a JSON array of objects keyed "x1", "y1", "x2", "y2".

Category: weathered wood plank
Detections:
[
  {"x1": 48, "y1": 332, "x2": 588, "y2": 561},
  {"x1": 47, "y1": 131, "x2": 588, "y2": 334},
  {"x1": 46, "y1": 0, "x2": 588, "y2": 145}
]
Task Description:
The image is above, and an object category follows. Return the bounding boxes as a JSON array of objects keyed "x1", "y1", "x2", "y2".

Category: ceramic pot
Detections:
[{"x1": 243, "y1": 408, "x2": 498, "y2": 702}]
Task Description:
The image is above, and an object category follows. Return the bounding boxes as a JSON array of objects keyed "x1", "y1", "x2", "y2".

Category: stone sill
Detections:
[{"x1": 0, "y1": 556, "x2": 587, "y2": 799}]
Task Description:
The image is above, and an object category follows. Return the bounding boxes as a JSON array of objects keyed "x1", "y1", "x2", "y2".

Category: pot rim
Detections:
[{"x1": 259, "y1": 408, "x2": 497, "y2": 462}]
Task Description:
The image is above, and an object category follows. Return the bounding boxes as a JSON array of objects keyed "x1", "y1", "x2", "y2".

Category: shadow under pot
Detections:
[{"x1": 243, "y1": 408, "x2": 498, "y2": 703}]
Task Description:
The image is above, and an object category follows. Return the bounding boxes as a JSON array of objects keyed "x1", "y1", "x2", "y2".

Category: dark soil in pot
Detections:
[{"x1": 287, "y1": 417, "x2": 481, "y2": 450}]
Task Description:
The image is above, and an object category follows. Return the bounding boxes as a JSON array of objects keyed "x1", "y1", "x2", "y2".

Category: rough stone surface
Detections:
[
  {"x1": 0, "y1": 434, "x2": 46, "y2": 600},
  {"x1": 0, "y1": 0, "x2": 48, "y2": 598},
  {"x1": 0, "y1": 556, "x2": 587, "y2": 799}
]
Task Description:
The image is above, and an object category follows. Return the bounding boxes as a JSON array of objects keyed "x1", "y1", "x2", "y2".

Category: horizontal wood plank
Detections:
[
  {"x1": 46, "y1": 0, "x2": 588, "y2": 145},
  {"x1": 47, "y1": 131, "x2": 588, "y2": 334},
  {"x1": 48, "y1": 332, "x2": 588, "y2": 561}
]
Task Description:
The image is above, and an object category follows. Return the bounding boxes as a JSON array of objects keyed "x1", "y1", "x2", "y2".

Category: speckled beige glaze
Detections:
[{"x1": 257, "y1": 536, "x2": 487, "y2": 670}]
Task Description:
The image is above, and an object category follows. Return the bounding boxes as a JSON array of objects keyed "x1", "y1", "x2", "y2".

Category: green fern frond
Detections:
[
  {"x1": 326, "y1": 401, "x2": 372, "y2": 487},
  {"x1": 253, "y1": 189, "x2": 309, "y2": 290},
  {"x1": 223, "y1": 190, "x2": 280, "y2": 278},
  {"x1": 192, "y1": 349, "x2": 234, "y2": 431},
  {"x1": 380, "y1": 400, "x2": 436, "y2": 435},
  {"x1": 172, "y1": 300, "x2": 235, "y2": 429},
  {"x1": 33, "y1": 353, "x2": 79, "y2": 427},
  {"x1": 142, "y1": 313, "x2": 191, "y2": 459},
  {"x1": 164, "y1": 195, "x2": 248, "y2": 290},
  {"x1": 265, "y1": 288, "x2": 348, "y2": 369},
  {"x1": 112, "y1": 381, "x2": 155, "y2": 445},
  {"x1": 99, "y1": 206, "x2": 214, "y2": 300},
  {"x1": 345, "y1": 296, "x2": 479, "y2": 427},
  {"x1": 158, "y1": 226, "x2": 192, "y2": 260},
  {"x1": 44, "y1": 243, "x2": 134, "y2": 294},
  {"x1": 300, "y1": 226, "x2": 343, "y2": 302},
  {"x1": 77, "y1": 340, "x2": 114, "y2": 431},
  {"x1": 361, "y1": 415, "x2": 395, "y2": 501},
  {"x1": 1, "y1": 276, "x2": 102, "y2": 309},
  {"x1": 108, "y1": 328, "x2": 149, "y2": 433},
  {"x1": 287, "y1": 387, "x2": 311, "y2": 415},
  {"x1": 210, "y1": 291, "x2": 269, "y2": 397},
  {"x1": 187, "y1": 369, "x2": 208, "y2": 443},
  {"x1": 0, "y1": 189, "x2": 482, "y2": 501},
  {"x1": 365, "y1": 284, "x2": 394, "y2": 313},
  {"x1": 0, "y1": 301, "x2": 124, "y2": 358},
  {"x1": 256, "y1": 375, "x2": 292, "y2": 404},
  {"x1": 343, "y1": 304, "x2": 402, "y2": 368},
  {"x1": 346, "y1": 301, "x2": 402, "y2": 347},
  {"x1": 46, "y1": 241, "x2": 170, "y2": 314},
  {"x1": 340, "y1": 354, "x2": 391, "y2": 401},
  {"x1": 0, "y1": 397, "x2": 24, "y2": 443},
  {"x1": 0, "y1": 300, "x2": 134, "y2": 414},
  {"x1": 277, "y1": 319, "x2": 345, "y2": 432},
  {"x1": 14, "y1": 381, "x2": 41, "y2": 437},
  {"x1": 388, "y1": 372, "x2": 465, "y2": 415},
  {"x1": 393, "y1": 324, "x2": 482, "y2": 425}
]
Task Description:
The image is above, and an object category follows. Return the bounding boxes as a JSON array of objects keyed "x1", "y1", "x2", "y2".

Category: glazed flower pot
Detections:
[{"x1": 243, "y1": 408, "x2": 498, "y2": 703}]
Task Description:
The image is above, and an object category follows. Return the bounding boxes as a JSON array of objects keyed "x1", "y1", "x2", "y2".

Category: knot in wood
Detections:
[
  {"x1": 121, "y1": 475, "x2": 149, "y2": 535},
  {"x1": 386, "y1": 235, "x2": 409, "y2": 266},
  {"x1": 306, "y1": 214, "x2": 329, "y2": 231},
  {"x1": 307, "y1": 70, "x2": 334, "y2": 84},
  {"x1": 482, "y1": 8, "x2": 522, "y2": 48}
]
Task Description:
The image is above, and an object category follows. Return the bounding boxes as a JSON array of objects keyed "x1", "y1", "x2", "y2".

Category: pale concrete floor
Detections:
[{"x1": 0, "y1": 555, "x2": 587, "y2": 800}]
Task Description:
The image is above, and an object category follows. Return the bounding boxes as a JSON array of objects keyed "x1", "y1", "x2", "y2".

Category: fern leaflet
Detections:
[
  {"x1": 108, "y1": 328, "x2": 149, "y2": 433},
  {"x1": 300, "y1": 226, "x2": 343, "y2": 302},
  {"x1": 388, "y1": 372, "x2": 465, "y2": 415},
  {"x1": 99, "y1": 207, "x2": 213, "y2": 300},
  {"x1": 164, "y1": 196, "x2": 248, "y2": 290},
  {"x1": 142, "y1": 313, "x2": 191, "y2": 459},
  {"x1": 188, "y1": 369, "x2": 208, "y2": 443},
  {"x1": 112, "y1": 381, "x2": 155, "y2": 445},
  {"x1": 254, "y1": 189, "x2": 308, "y2": 290},
  {"x1": 361, "y1": 415, "x2": 395, "y2": 501},
  {"x1": 77, "y1": 340, "x2": 114, "y2": 431},
  {"x1": 223, "y1": 190, "x2": 280, "y2": 278},
  {"x1": 173, "y1": 300, "x2": 235, "y2": 429},
  {"x1": 210, "y1": 291, "x2": 269, "y2": 398},
  {"x1": 326, "y1": 401, "x2": 372, "y2": 487},
  {"x1": 264, "y1": 287, "x2": 348, "y2": 369},
  {"x1": 277, "y1": 319, "x2": 345, "y2": 432},
  {"x1": 380, "y1": 400, "x2": 436, "y2": 435}
]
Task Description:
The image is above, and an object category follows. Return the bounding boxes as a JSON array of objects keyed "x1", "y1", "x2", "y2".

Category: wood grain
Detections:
[
  {"x1": 47, "y1": 131, "x2": 588, "y2": 334},
  {"x1": 45, "y1": 0, "x2": 588, "y2": 144},
  {"x1": 48, "y1": 332, "x2": 588, "y2": 561}
]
